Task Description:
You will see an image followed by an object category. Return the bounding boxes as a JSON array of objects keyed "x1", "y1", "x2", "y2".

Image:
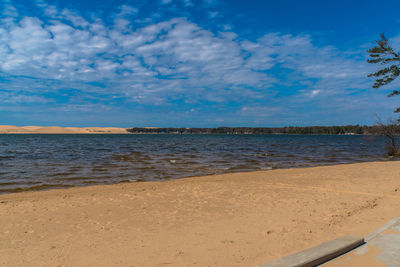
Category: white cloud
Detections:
[
  {"x1": 0, "y1": 92, "x2": 49, "y2": 104},
  {"x1": 118, "y1": 5, "x2": 139, "y2": 16},
  {"x1": 309, "y1": 90, "x2": 320, "y2": 97},
  {"x1": 203, "y1": 0, "x2": 219, "y2": 7},
  {"x1": 208, "y1": 11, "x2": 218, "y2": 18},
  {"x1": 182, "y1": 0, "x2": 194, "y2": 7},
  {"x1": 0, "y1": 0, "x2": 390, "y2": 124}
]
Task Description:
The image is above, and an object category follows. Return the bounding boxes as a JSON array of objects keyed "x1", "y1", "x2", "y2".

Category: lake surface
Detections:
[{"x1": 0, "y1": 134, "x2": 392, "y2": 193}]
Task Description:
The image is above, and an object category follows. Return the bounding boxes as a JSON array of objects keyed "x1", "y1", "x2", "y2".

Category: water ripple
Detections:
[{"x1": 0, "y1": 134, "x2": 392, "y2": 193}]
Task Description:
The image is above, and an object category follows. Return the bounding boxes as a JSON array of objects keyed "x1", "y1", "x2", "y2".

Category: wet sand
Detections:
[{"x1": 0, "y1": 161, "x2": 399, "y2": 266}]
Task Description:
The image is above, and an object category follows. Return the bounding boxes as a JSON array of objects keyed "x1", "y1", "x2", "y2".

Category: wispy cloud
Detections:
[{"x1": 0, "y1": 0, "x2": 394, "y2": 126}]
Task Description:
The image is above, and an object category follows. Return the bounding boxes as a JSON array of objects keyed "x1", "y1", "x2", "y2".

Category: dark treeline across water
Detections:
[
  {"x1": 127, "y1": 125, "x2": 400, "y2": 134},
  {"x1": 0, "y1": 134, "x2": 394, "y2": 194}
]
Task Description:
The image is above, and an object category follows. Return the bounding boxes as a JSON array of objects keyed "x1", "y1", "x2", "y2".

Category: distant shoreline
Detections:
[
  {"x1": 126, "y1": 125, "x2": 393, "y2": 135},
  {"x1": 0, "y1": 132, "x2": 372, "y2": 135},
  {"x1": 0, "y1": 125, "x2": 397, "y2": 135}
]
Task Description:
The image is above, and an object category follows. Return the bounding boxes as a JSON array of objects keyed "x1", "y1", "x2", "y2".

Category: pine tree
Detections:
[{"x1": 367, "y1": 33, "x2": 400, "y2": 113}]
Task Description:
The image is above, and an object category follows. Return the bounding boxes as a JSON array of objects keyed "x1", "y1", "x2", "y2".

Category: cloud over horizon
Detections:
[{"x1": 0, "y1": 0, "x2": 398, "y2": 127}]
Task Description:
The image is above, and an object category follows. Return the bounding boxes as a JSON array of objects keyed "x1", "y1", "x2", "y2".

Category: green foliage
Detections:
[
  {"x1": 126, "y1": 125, "x2": 390, "y2": 135},
  {"x1": 367, "y1": 33, "x2": 400, "y2": 113}
]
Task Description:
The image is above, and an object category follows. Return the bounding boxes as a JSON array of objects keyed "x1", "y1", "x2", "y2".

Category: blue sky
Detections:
[{"x1": 1, "y1": 0, "x2": 400, "y2": 127}]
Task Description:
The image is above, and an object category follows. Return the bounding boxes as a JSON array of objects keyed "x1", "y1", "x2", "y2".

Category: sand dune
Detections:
[
  {"x1": 0, "y1": 125, "x2": 34, "y2": 133},
  {"x1": 0, "y1": 125, "x2": 129, "y2": 134},
  {"x1": 21, "y1": 126, "x2": 44, "y2": 131},
  {"x1": 0, "y1": 161, "x2": 399, "y2": 266}
]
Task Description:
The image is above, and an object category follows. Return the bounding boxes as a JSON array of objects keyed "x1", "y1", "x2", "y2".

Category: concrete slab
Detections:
[
  {"x1": 322, "y1": 218, "x2": 400, "y2": 267},
  {"x1": 258, "y1": 235, "x2": 365, "y2": 267}
]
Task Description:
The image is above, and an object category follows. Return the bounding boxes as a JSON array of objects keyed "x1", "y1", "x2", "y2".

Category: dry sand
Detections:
[
  {"x1": 0, "y1": 161, "x2": 399, "y2": 266},
  {"x1": 0, "y1": 125, "x2": 128, "y2": 134}
]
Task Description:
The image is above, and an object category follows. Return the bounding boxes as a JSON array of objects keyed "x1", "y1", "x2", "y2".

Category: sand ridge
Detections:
[
  {"x1": 0, "y1": 161, "x2": 399, "y2": 266},
  {"x1": 0, "y1": 125, "x2": 129, "y2": 134}
]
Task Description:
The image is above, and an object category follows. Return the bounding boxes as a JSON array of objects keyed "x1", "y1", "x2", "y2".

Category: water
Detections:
[{"x1": 0, "y1": 134, "x2": 391, "y2": 193}]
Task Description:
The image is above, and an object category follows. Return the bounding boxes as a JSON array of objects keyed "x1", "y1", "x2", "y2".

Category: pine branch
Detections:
[{"x1": 388, "y1": 90, "x2": 400, "y2": 97}]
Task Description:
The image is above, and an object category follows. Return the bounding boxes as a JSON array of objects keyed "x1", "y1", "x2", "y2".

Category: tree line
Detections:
[{"x1": 127, "y1": 125, "x2": 400, "y2": 135}]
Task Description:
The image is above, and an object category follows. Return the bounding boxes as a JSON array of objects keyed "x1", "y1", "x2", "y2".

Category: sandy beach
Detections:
[
  {"x1": 0, "y1": 125, "x2": 129, "y2": 134},
  {"x1": 0, "y1": 161, "x2": 399, "y2": 266}
]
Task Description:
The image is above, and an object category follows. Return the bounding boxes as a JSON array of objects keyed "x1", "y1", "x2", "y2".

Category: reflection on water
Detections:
[{"x1": 0, "y1": 134, "x2": 390, "y2": 193}]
